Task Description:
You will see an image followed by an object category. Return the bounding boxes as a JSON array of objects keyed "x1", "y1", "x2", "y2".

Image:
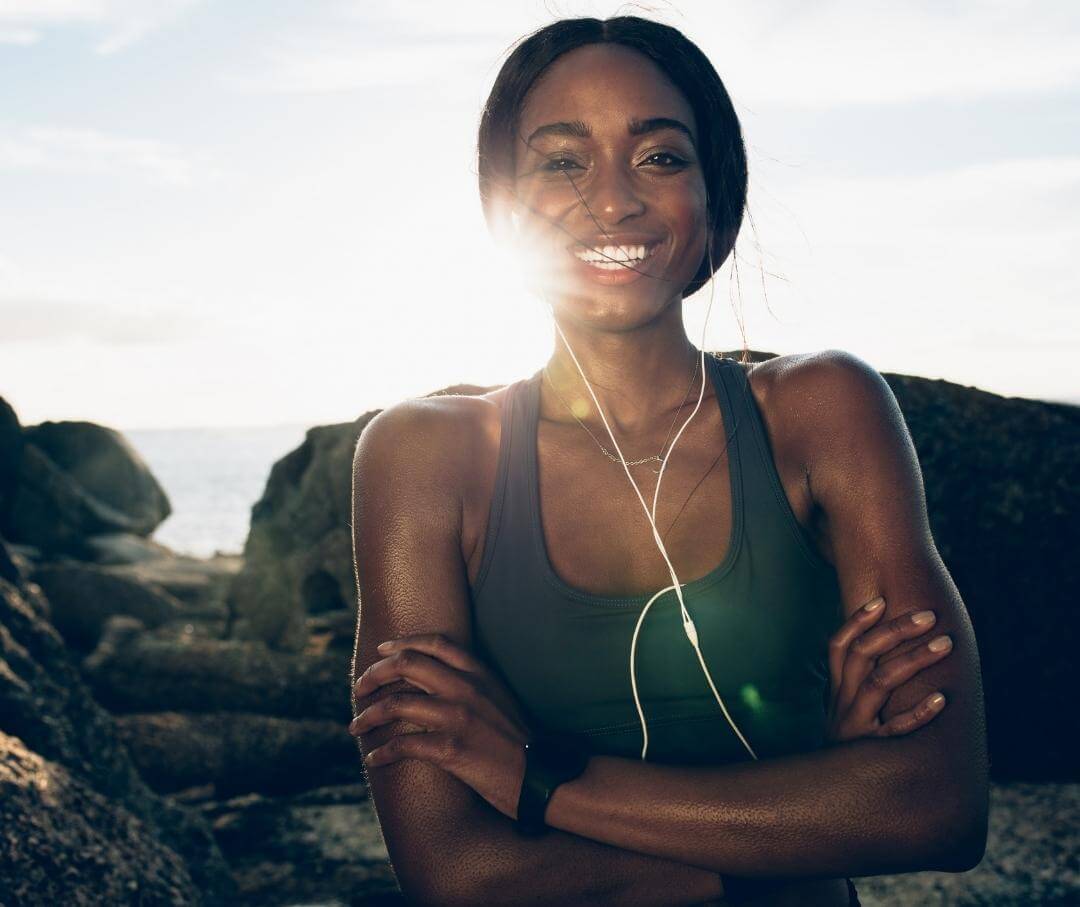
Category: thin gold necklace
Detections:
[{"x1": 541, "y1": 356, "x2": 702, "y2": 473}]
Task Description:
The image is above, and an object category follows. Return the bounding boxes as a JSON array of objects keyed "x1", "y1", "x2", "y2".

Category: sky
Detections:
[{"x1": 1, "y1": 0, "x2": 1078, "y2": 431}]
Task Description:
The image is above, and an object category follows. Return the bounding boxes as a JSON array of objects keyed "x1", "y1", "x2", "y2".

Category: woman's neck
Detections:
[{"x1": 542, "y1": 308, "x2": 708, "y2": 437}]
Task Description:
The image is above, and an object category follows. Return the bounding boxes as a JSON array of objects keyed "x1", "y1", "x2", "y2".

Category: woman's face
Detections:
[{"x1": 509, "y1": 43, "x2": 709, "y2": 329}]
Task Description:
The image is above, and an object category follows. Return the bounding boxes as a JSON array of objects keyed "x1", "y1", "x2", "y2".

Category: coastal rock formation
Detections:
[
  {"x1": 230, "y1": 355, "x2": 1079, "y2": 781},
  {"x1": 0, "y1": 729, "x2": 200, "y2": 905},
  {"x1": 24, "y1": 420, "x2": 171, "y2": 536},
  {"x1": 31, "y1": 562, "x2": 184, "y2": 652},
  {"x1": 83, "y1": 631, "x2": 348, "y2": 720},
  {"x1": 0, "y1": 539, "x2": 235, "y2": 903},
  {"x1": 0, "y1": 398, "x2": 172, "y2": 558},
  {"x1": 113, "y1": 712, "x2": 358, "y2": 797}
]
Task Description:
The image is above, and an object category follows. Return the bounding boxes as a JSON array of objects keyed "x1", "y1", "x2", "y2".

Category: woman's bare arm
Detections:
[
  {"x1": 533, "y1": 351, "x2": 989, "y2": 877},
  {"x1": 350, "y1": 397, "x2": 725, "y2": 906}
]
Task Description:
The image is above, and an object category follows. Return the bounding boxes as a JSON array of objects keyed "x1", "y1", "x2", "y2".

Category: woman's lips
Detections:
[{"x1": 568, "y1": 241, "x2": 660, "y2": 285}]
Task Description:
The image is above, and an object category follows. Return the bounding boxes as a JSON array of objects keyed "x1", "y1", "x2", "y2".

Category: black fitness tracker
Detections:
[{"x1": 515, "y1": 734, "x2": 591, "y2": 836}]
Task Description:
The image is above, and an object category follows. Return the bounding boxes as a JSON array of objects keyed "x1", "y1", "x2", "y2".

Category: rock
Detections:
[
  {"x1": 0, "y1": 396, "x2": 23, "y2": 530},
  {"x1": 200, "y1": 783, "x2": 404, "y2": 905},
  {"x1": 105, "y1": 552, "x2": 241, "y2": 618},
  {"x1": 0, "y1": 729, "x2": 200, "y2": 905},
  {"x1": 31, "y1": 562, "x2": 184, "y2": 652},
  {"x1": 24, "y1": 420, "x2": 170, "y2": 536},
  {"x1": 881, "y1": 373, "x2": 1080, "y2": 780},
  {"x1": 227, "y1": 382, "x2": 494, "y2": 653},
  {"x1": 854, "y1": 781, "x2": 1079, "y2": 906},
  {"x1": 83, "y1": 531, "x2": 178, "y2": 565},
  {"x1": 113, "y1": 712, "x2": 360, "y2": 797},
  {"x1": 5, "y1": 442, "x2": 141, "y2": 555},
  {"x1": 82, "y1": 632, "x2": 349, "y2": 721},
  {"x1": 0, "y1": 555, "x2": 234, "y2": 901}
]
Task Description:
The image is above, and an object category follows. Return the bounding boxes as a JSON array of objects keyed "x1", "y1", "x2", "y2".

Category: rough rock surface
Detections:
[
  {"x1": 24, "y1": 420, "x2": 170, "y2": 535},
  {"x1": 0, "y1": 729, "x2": 200, "y2": 905},
  {"x1": 31, "y1": 562, "x2": 184, "y2": 652},
  {"x1": 0, "y1": 550, "x2": 235, "y2": 902},
  {"x1": 227, "y1": 383, "x2": 492, "y2": 651},
  {"x1": 114, "y1": 711, "x2": 358, "y2": 797},
  {"x1": 83, "y1": 632, "x2": 348, "y2": 721}
]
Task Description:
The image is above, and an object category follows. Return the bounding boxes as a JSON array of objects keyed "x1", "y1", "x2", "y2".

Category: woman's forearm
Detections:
[
  {"x1": 544, "y1": 733, "x2": 985, "y2": 879},
  {"x1": 439, "y1": 798, "x2": 725, "y2": 906}
]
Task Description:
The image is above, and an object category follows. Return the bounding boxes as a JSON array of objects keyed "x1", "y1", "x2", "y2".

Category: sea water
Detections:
[{"x1": 125, "y1": 423, "x2": 310, "y2": 558}]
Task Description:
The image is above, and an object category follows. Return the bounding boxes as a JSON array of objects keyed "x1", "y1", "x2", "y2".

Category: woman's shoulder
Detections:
[
  {"x1": 741, "y1": 348, "x2": 887, "y2": 412},
  {"x1": 354, "y1": 384, "x2": 514, "y2": 497}
]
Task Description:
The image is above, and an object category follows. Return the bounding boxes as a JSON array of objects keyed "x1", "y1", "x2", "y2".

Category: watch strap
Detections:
[{"x1": 515, "y1": 734, "x2": 590, "y2": 836}]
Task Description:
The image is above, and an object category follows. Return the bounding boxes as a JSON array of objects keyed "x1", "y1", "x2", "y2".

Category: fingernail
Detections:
[
  {"x1": 376, "y1": 641, "x2": 393, "y2": 653},
  {"x1": 928, "y1": 634, "x2": 952, "y2": 652},
  {"x1": 912, "y1": 610, "x2": 936, "y2": 625},
  {"x1": 928, "y1": 693, "x2": 946, "y2": 708},
  {"x1": 863, "y1": 597, "x2": 885, "y2": 612}
]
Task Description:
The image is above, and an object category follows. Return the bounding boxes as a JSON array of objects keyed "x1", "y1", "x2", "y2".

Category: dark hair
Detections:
[{"x1": 477, "y1": 15, "x2": 748, "y2": 298}]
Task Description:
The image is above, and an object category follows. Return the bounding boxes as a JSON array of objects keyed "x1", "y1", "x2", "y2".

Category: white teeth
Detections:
[{"x1": 573, "y1": 243, "x2": 651, "y2": 267}]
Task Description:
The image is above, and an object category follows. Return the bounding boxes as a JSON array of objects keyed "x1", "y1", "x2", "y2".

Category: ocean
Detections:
[{"x1": 125, "y1": 423, "x2": 311, "y2": 559}]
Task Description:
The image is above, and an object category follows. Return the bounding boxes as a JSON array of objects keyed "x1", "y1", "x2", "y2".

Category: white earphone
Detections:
[{"x1": 545, "y1": 269, "x2": 758, "y2": 762}]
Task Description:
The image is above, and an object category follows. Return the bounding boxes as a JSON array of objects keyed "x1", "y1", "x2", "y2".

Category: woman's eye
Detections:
[
  {"x1": 542, "y1": 156, "x2": 584, "y2": 173},
  {"x1": 641, "y1": 151, "x2": 688, "y2": 168}
]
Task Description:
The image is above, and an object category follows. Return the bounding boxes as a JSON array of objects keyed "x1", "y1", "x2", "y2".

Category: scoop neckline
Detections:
[{"x1": 525, "y1": 353, "x2": 745, "y2": 607}]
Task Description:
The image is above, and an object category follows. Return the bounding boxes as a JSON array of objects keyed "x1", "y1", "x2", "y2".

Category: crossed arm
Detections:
[{"x1": 349, "y1": 351, "x2": 989, "y2": 905}]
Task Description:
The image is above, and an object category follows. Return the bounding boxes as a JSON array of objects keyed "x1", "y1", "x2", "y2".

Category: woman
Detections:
[{"x1": 348, "y1": 16, "x2": 988, "y2": 906}]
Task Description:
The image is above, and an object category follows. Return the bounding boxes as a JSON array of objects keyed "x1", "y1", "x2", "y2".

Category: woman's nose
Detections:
[{"x1": 584, "y1": 164, "x2": 645, "y2": 224}]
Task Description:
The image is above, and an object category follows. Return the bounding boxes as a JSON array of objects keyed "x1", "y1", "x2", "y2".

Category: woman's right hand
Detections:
[{"x1": 825, "y1": 595, "x2": 953, "y2": 743}]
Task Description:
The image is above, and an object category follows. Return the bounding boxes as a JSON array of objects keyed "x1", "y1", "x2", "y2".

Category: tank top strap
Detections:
[
  {"x1": 470, "y1": 372, "x2": 542, "y2": 597},
  {"x1": 711, "y1": 354, "x2": 832, "y2": 571}
]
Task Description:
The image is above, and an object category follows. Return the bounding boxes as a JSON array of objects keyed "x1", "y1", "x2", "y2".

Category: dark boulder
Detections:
[
  {"x1": 24, "y1": 420, "x2": 170, "y2": 536},
  {"x1": 83, "y1": 631, "x2": 348, "y2": 722},
  {"x1": 0, "y1": 540, "x2": 234, "y2": 901},
  {"x1": 31, "y1": 562, "x2": 184, "y2": 652},
  {"x1": 0, "y1": 729, "x2": 200, "y2": 905},
  {"x1": 113, "y1": 711, "x2": 359, "y2": 797}
]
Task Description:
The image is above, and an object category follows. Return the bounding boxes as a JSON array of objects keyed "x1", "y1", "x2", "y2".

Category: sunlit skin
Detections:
[{"x1": 347, "y1": 40, "x2": 987, "y2": 907}]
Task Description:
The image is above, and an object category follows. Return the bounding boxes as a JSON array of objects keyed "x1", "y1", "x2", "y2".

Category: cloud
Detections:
[
  {"x1": 228, "y1": 39, "x2": 497, "y2": 93},
  {"x1": 0, "y1": 0, "x2": 202, "y2": 54},
  {"x1": 0, "y1": 297, "x2": 204, "y2": 345},
  {"x1": 0, "y1": 124, "x2": 197, "y2": 183},
  {"x1": 0, "y1": 27, "x2": 38, "y2": 44}
]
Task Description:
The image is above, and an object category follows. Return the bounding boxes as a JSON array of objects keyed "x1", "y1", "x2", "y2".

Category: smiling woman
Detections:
[{"x1": 348, "y1": 15, "x2": 988, "y2": 907}]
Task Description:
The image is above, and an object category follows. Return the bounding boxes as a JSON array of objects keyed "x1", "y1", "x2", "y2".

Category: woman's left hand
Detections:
[{"x1": 349, "y1": 633, "x2": 532, "y2": 819}]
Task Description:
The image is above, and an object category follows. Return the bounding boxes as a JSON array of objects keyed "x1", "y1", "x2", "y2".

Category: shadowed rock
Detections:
[
  {"x1": 113, "y1": 711, "x2": 359, "y2": 797},
  {"x1": 24, "y1": 420, "x2": 170, "y2": 535},
  {"x1": 83, "y1": 631, "x2": 348, "y2": 721},
  {"x1": 0, "y1": 729, "x2": 200, "y2": 905},
  {"x1": 0, "y1": 541, "x2": 234, "y2": 902},
  {"x1": 31, "y1": 562, "x2": 184, "y2": 652}
]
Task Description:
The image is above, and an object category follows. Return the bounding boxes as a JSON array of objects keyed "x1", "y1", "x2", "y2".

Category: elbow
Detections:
[{"x1": 920, "y1": 779, "x2": 990, "y2": 873}]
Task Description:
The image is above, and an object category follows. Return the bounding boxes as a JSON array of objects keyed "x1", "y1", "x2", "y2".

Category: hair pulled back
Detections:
[{"x1": 477, "y1": 15, "x2": 747, "y2": 297}]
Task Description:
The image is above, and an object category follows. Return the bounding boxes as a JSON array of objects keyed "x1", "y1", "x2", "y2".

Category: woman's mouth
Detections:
[{"x1": 572, "y1": 243, "x2": 656, "y2": 271}]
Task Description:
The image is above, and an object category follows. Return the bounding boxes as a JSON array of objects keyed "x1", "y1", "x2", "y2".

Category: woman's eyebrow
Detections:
[
  {"x1": 627, "y1": 117, "x2": 695, "y2": 142},
  {"x1": 524, "y1": 119, "x2": 591, "y2": 145}
]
